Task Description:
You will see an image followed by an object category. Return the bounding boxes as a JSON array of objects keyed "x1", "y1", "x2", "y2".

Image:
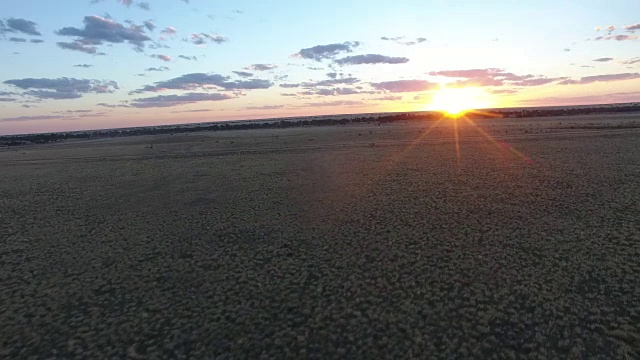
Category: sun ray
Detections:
[
  {"x1": 461, "y1": 116, "x2": 535, "y2": 164},
  {"x1": 453, "y1": 117, "x2": 461, "y2": 170}
]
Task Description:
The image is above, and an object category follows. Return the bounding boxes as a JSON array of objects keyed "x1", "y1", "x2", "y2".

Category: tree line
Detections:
[{"x1": 2, "y1": 103, "x2": 639, "y2": 147}]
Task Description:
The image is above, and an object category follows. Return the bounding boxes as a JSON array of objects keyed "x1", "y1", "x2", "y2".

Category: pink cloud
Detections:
[
  {"x1": 559, "y1": 73, "x2": 640, "y2": 85},
  {"x1": 151, "y1": 54, "x2": 171, "y2": 62},
  {"x1": 625, "y1": 23, "x2": 640, "y2": 32},
  {"x1": 371, "y1": 80, "x2": 439, "y2": 93}
]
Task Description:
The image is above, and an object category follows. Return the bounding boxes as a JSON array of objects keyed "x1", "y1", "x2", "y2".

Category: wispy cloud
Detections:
[
  {"x1": 133, "y1": 73, "x2": 273, "y2": 93},
  {"x1": 593, "y1": 57, "x2": 614, "y2": 62},
  {"x1": 129, "y1": 92, "x2": 235, "y2": 108},
  {"x1": 1, "y1": 115, "x2": 66, "y2": 122},
  {"x1": 429, "y1": 68, "x2": 565, "y2": 87},
  {"x1": 161, "y1": 26, "x2": 177, "y2": 35},
  {"x1": 233, "y1": 71, "x2": 254, "y2": 78},
  {"x1": 4, "y1": 77, "x2": 119, "y2": 99},
  {"x1": 559, "y1": 73, "x2": 640, "y2": 85},
  {"x1": 371, "y1": 80, "x2": 439, "y2": 93},
  {"x1": 145, "y1": 66, "x2": 169, "y2": 71},
  {"x1": 184, "y1": 33, "x2": 228, "y2": 45},
  {"x1": 594, "y1": 34, "x2": 638, "y2": 41},
  {"x1": 244, "y1": 64, "x2": 278, "y2": 71},
  {"x1": 245, "y1": 105, "x2": 285, "y2": 110},
  {"x1": 380, "y1": 36, "x2": 427, "y2": 46},
  {"x1": 279, "y1": 77, "x2": 360, "y2": 89},
  {"x1": 294, "y1": 41, "x2": 360, "y2": 61},
  {"x1": 622, "y1": 57, "x2": 640, "y2": 65},
  {"x1": 335, "y1": 54, "x2": 409, "y2": 65},
  {"x1": 151, "y1": 54, "x2": 171, "y2": 62},
  {"x1": 301, "y1": 100, "x2": 365, "y2": 107}
]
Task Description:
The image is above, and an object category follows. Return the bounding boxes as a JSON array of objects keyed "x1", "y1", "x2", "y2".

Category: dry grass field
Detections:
[{"x1": 1, "y1": 114, "x2": 639, "y2": 358}]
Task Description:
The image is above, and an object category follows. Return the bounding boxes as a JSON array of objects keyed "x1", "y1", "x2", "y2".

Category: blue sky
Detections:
[{"x1": 1, "y1": 0, "x2": 639, "y2": 134}]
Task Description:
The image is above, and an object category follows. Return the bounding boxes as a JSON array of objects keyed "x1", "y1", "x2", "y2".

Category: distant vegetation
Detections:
[{"x1": 2, "y1": 103, "x2": 640, "y2": 147}]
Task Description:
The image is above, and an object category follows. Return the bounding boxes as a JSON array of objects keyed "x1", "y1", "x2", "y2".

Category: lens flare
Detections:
[{"x1": 427, "y1": 87, "x2": 492, "y2": 117}]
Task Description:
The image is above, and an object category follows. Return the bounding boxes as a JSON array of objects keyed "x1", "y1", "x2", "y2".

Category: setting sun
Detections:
[{"x1": 427, "y1": 87, "x2": 493, "y2": 116}]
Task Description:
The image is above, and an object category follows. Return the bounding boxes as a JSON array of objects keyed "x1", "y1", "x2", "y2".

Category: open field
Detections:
[{"x1": 1, "y1": 114, "x2": 639, "y2": 358}]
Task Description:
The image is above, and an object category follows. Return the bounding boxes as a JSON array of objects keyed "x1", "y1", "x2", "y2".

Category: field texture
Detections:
[{"x1": 1, "y1": 114, "x2": 639, "y2": 358}]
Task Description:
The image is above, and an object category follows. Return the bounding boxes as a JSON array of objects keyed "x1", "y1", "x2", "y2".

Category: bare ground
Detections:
[{"x1": 1, "y1": 115, "x2": 639, "y2": 359}]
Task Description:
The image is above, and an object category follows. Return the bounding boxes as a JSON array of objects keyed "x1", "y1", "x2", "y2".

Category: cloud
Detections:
[
  {"x1": 298, "y1": 87, "x2": 374, "y2": 96},
  {"x1": 138, "y1": 2, "x2": 151, "y2": 10},
  {"x1": 295, "y1": 41, "x2": 360, "y2": 61},
  {"x1": 133, "y1": 73, "x2": 274, "y2": 93},
  {"x1": 2, "y1": 18, "x2": 42, "y2": 36},
  {"x1": 245, "y1": 64, "x2": 277, "y2": 71},
  {"x1": 161, "y1": 26, "x2": 177, "y2": 35},
  {"x1": 170, "y1": 109, "x2": 213, "y2": 113},
  {"x1": 151, "y1": 54, "x2": 171, "y2": 62},
  {"x1": 559, "y1": 73, "x2": 640, "y2": 85},
  {"x1": 4, "y1": 77, "x2": 119, "y2": 99},
  {"x1": 74, "y1": 64, "x2": 94, "y2": 68},
  {"x1": 371, "y1": 80, "x2": 438, "y2": 93},
  {"x1": 232, "y1": 9, "x2": 244, "y2": 14},
  {"x1": 129, "y1": 92, "x2": 235, "y2": 108},
  {"x1": 57, "y1": 41, "x2": 100, "y2": 54},
  {"x1": 429, "y1": 68, "x2": 564, "y2": 87},
  {"x1": 302, "y1": 100, "x2": 365, "y2": 107},
  {"x1": 488, "y1": 89, "x2": 518, "y2": 94},
  {"x1": 371, "y1": 95, "x2": 402, "y2": 101},
  {"x1": 593, "y1": 57, "x2": 614, "y2": 62},
  {"x1": 178, "y1": 55, "x2": 197, "y2": 61},
  {"x1": 184, "y1": 33, "x2": 228, "y2": 45},
  {"x1": 429, "y1": 68, "x2": 513, "y2": 78},
  {"x1": 510, "y1": 78, "x2": 561, "y2": 86},
  {"x1": 606, "y1": 25, "x2": 615, "y2": 33},
  {"x1": 30, "y1": 39, "x2": 44, "y2": 43},
  {"x1": 381, "y1": 36, "x2": 427, "y2": 46},
  {"x1": 56, "y1": 15, "x2": 151, "y2": 52},
  {"x1": 622, "y1": 57, "x2": 640, "y2": 65},
  {"x1": 245, "y1": 105, "x2": 285, "y2": 110},
  {"x1": 143, "y1": 20, "x2": 155, "y2": 31},
  {"x1": 280, "y1": 77, "x2": 360, "y2": 89},
  {"x1": 233, "y1": 71, "x2": 253, "y2": 78},
  {"x1": 8, "y1": 37, "x2": 27, "y2": 42},
  {"x1": 97, "y1": 102, "x2": 120, "y2": 108},
  {"x1": 145, "y1": 66, "x2": 169, "y2": 71},
  {"x1": 625, "y1": 23, "x2": 640, "y2": 32},
  {"x1": 326, "y1": 72, "x2": 338, "y2": 79},
  {"x1": 1, "y1": 115, "x2": 65, "y2": 122},
  {"x1": 334, "y1": 54, "x2": 409, "y2": 65},
  {"x1": 594, "y1": 35, "x2": 638, "y2": 41},
  {"x1": 0, "y1": 98, "x2": 17, "y2": 102}
]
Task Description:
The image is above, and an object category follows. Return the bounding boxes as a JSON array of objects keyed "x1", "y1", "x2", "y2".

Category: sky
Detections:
[{"x1": 0, "y1": 0, "x2": 639, "y2": 135}]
